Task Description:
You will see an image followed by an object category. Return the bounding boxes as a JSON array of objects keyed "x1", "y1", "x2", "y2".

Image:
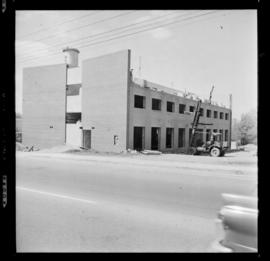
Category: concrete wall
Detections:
[
  {"x1": 66, "y1": 66, "x2": 82, "y2": 113},
  {"x1": 128, "y1": 82, "x2": 231, "y2": 153},
  {"x1": 67, "y1": 89, "x2": 81, "y2": 112},
  {"x1": 66, "y1": 121, "x2": 82, "y2": 147},
  {"x1": 82, "y1": 50, "x2": 130, "y2": 152},
  {"x1": 22, "y1": 64, "x2": 66, "y2": 149}
]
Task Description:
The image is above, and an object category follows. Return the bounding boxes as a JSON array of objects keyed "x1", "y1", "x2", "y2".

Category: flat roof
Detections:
[{"x1": 132, "y1": 77, "x2": 229, "y2": 110}]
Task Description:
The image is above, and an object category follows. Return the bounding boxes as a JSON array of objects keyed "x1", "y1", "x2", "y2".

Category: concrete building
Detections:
[{"x1": 22, "y1": 49, "x2": 231, "y2": 152}]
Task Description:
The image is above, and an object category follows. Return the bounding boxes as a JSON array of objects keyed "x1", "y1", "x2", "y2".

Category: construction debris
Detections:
[
  {"x1": 16, "y1": 143, "x2": 40, "y2": 152},
  {"x1": 141, "y1": 150, "x2": 162, "y2": 155},
  {"x1": 127, "y1": 149, "x2": 138, "y2": 154},
  {"x1": 16, "y1": 142, "x2": 26, "y2": 151},
  {"x1": 38, "y1": 145, "x2": 81, "y2": 153}
]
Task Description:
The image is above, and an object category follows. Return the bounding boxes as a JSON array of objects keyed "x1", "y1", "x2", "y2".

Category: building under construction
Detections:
[{"x1": 22, "y1": 49, "x2": 231, "y2": 153}]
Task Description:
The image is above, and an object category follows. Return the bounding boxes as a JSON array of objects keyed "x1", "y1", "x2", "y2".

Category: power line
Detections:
[
  {"x1": 18, "y1": 11, "x2": 220, "y2": 65},
  {"x1": 18, "y1": 10, "x2": 191, "y2": 60},
  {"x1": 76, "y1": 10, "x2": 228, "y2": 50},
  {"x1": 20, "y1": 10, "x2": 184, "y2": 56},
  {"x1": 19, "y1": 11, "x2": 219, "y2": 64},
  {"x1": 75, "y1": 11, "x2": 220, "y2": 50},
  {"x1": 18, "y1": 10, "x2": 181, "y2": 58},
  {"x1": 21, "y1": 9, "x2": 231, "y2": 63},
  {"x1": 18, "y1": 11, "x2": 137, "y2": 49},
  {"x1": 18, "y1": 11, "x2": 207, "y2": 63},
  {"x1": 17, "y1": 9, "x2": 240, "y2": 66},
  {"x1": 171, "y1": 9, "x2": 230, "y2": 30},
  {"x1": 17, "y1": 11, "x2": 101, "y2": 39}
]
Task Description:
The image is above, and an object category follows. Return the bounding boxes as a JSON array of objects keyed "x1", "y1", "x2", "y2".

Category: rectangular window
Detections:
[
  {"x1": 133, "y1": 127, "x2": 145, "y2": 151},
  {"x1": 178, "y1": 128, "x2": 185, "y2": 148},
  {"x1": 225, "y1": 113, "x2": 229, "y2": 120},
  {"x1": 214, "y1": 111, "x2": 218, "y2": 119},
  {"x1": 199, "y1": 108, "x2": 204, "y2": 116},
  {"x1": 220, "y1": 112, "x2": 224, "y2": 119},
  {"x1": 151, "y1": 127, "x2": 161, "y2": 150},
  {"x1": 219, "y1": 129, "x2": 223, "y2": 140},
  {"x1": 167, "y1": 101, "x2": 175, "y2": 112},
  {"x1": 207, "y1": 109, "x2": 211, "y2": 118},
  {"x1": 225, "y1": 129, "x2": 228, "y2": 141},
  {"x1": 166, "y1": 128, "x2": 174, "y2": 148},
  {"x1": 152, "y1": 98, "x2": 162, "y2": 111},
  {"x1": 189, "y1": 106, "x2": 195, "y2": 112},
  {"x1": 134, "y1": 95, "x2": 145, "y2": 108},
  {"x1": 179, "y1": 104, "x2": 186, "y2": 114},
  {"x1": 206, "y1": 129, "x2": 211, "y2": 141}
]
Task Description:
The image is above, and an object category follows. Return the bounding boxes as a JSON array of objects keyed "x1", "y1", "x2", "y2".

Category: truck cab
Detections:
[{"x1": 195, "y1": 132, "x2": 227, "y2": 157}]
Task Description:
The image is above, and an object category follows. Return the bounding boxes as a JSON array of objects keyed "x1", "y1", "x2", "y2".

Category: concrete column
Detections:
[
  {"x1": 202, "y1": 126, "x2": 207, "y2": 144},
  {"x1": 185, "y1": 123, "x2": 189, "y2": 150},
  {"x1": 160, "y1": 95, "x2": 167, "y2": 151},
  {"x1": 145, "y1": 91, "x2": 152, "y2": 150},
  {"x1": 174, "y1": 127, "x2": 178, "y2": 150},
  {"x1": 145, "y1": 126, "x2": 151, "y2": 150}
]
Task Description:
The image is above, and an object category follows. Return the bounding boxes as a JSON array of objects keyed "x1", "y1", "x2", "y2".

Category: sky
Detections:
[{"x1": 16, "y1": 10, "x2": 257, "y2": 120}]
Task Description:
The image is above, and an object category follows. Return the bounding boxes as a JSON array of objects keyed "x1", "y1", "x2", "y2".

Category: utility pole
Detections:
[
  {"x1": 63, "y1": 48, "x2": 69, "y2": 144},
  {"x1": 229, "y1": 94, "x2": 232, "y2": 149}
]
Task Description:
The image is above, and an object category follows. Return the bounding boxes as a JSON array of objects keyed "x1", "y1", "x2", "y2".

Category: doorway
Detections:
[
  {"x1": 151, "y1": 127, "x2": 161, "y2": 150},
  {"x1": 133, "y1": 127, "x2": 145, "y2": 151},
  {"x1": 166, "y1": 128, "x2": 174, "y2": 148},
  {"x1": 82, "y1": 129, "x2": 91, "y2": 149}
]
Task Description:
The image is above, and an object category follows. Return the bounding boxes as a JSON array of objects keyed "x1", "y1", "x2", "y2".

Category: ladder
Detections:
[
  {"x1": 188, "y1": 86, "x2": 215, "y2": 153},
  {"x1": 189, "y1": 99, "x2": 202, "y2": 148}
]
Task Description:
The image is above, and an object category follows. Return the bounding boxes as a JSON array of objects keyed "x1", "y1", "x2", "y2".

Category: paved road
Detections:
[{"x1": 16, "y1": 151, "x2": 257, "y2": 252}]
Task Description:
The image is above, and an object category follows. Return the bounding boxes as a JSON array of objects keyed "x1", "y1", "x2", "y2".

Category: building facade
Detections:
[{"x1": 22, "y1": 49, "x2": 231, "y2": 152}]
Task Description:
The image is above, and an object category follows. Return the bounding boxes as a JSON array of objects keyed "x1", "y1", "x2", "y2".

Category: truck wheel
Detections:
[{"x1": 210, "y1": 147, "x2": 221, "y2": 157}]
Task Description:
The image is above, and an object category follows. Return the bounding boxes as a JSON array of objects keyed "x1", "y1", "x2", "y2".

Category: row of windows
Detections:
[
  {"x1": 134, "y1": 126, "x2": 229, "y2": 150},
  {"x1": 134, "y1": 95, "x2": 229, "y2": 120}
]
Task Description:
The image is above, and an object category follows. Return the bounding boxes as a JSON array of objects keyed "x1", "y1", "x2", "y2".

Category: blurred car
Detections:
[{"x1": 209, "y1": 193, "x2": 258, "y2": 252}]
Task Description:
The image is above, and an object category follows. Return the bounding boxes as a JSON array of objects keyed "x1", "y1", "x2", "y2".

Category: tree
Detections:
[
  {"x1": 231, "y1": 109, "x2": 257, "y2": 145},
  {"x1": 238, "y1": 109, "x2": 257, "y2": 145}
]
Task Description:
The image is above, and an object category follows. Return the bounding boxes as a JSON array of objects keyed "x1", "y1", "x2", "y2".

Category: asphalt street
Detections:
[{"x1": 16, "y1": 151, "x2": 257, "y2": 252}]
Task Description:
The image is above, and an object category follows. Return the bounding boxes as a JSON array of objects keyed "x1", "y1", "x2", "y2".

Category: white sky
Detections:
[{"x1": 16, "y1": 10, "x2": 257, "y2": 120}]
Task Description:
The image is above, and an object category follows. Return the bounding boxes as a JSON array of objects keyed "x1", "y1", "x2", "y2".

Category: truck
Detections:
[
  {"x1": 188, "y1": 98, "x2": 227, "y2": 157},
  {"x1": 193, "y1": 131, "x2": 227, "y2": 157}
]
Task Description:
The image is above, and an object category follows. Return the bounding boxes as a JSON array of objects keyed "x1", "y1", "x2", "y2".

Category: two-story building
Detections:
[{"x1": 22, "y1": 49, "x2": 231, "y2": 152}]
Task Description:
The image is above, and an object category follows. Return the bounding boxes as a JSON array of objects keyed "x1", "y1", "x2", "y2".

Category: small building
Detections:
[{"x1": 22, "y1": 49, "x2": 231, "y2": 152}]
